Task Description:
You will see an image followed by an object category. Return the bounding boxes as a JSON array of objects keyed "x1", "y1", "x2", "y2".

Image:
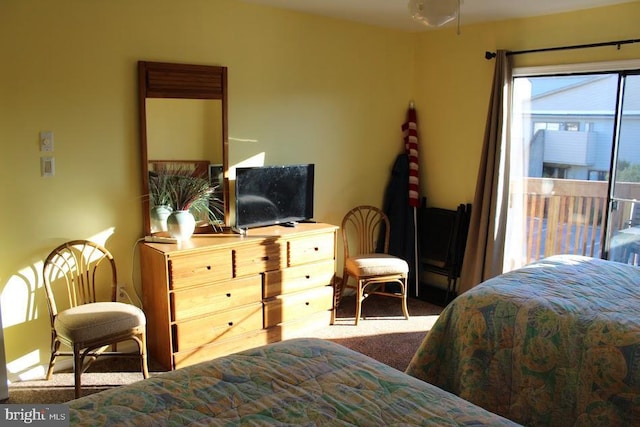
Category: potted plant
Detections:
[
  {"x1": 148, "y1": 171, "x2": 173, "y2": 233},
  {"x1": 149, "y1": 167, "x2": 223, "y2": 238}
]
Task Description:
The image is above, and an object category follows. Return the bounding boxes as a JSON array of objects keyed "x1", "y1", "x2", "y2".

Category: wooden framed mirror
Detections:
[{"x1": 138, "y1": 61, "x2": 229, "y2": 235}]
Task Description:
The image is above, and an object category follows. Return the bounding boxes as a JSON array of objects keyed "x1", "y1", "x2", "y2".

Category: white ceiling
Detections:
[{"x1": 241, "y1": 0, "x2": 636, "y2": 31}]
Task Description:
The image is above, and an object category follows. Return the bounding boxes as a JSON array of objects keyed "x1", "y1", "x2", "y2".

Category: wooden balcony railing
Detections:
[{"x1": 519, "y1": 178, "x2": 640, "y2": 263}]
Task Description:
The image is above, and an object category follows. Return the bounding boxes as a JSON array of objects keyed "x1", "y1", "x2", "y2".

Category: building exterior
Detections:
[{"x1": 521, "y1": 74, "x2": 640, "y2": 181}]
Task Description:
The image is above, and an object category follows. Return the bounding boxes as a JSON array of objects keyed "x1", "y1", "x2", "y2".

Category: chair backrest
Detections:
[
  {"x1": 342, "y1": 205, "x2": 390, "y2": 259},
  {"x1": 42, "y1": 240, "x2": 117, "y2": 322}
]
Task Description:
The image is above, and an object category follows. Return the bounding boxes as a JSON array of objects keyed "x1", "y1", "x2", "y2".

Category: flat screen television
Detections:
[{"x1": 235, "y1": 164, "x2": 315, "y2": 229}]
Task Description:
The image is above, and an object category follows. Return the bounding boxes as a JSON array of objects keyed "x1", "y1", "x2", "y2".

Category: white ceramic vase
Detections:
[
  {"x1": 166, "y1": 210, "x2": 196, "y2": 240},
  {"x1": 150, "y1": 205, "x2": 173, "y2": 233}
]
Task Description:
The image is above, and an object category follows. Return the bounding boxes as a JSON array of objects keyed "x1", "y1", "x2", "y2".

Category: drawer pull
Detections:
[
  {"x1": 305, "y1": 275, "x2": 311, "y2": 279},
  {"x1": 305, "y1": 302, "x2": 310, "y2": 306},
  {"x1": 226, "y1": 293, "x2": 231, "y2": 298},
  {"x1": 314, "y1": 247, "x2": 319, "y2": 251},
  {"x1": 206, "y1": 265, "x2": 211, "y2": 270},
  {"x1": 228, "y1": 321, "x2": 234, "y2": 326}
]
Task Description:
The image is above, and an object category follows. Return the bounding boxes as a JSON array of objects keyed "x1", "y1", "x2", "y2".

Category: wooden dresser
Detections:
[{"x1": 140, "y1": 222, "x2": 338, "y2": 370}]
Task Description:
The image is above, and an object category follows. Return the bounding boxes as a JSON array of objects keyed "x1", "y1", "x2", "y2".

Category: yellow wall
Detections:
[
  {"x1": 1, "y1": 0, "x2": 639, "y2": 382},
  {"x1": 0, "y1": 0, "x2": 413, "y2": 382}
]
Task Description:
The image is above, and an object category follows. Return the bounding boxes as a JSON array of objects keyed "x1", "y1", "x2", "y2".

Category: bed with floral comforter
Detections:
[
  {"x1": 406, "y1": 254, "x2": 640, "y2": 426},
  {"x1": 68, "y1": 337, "x2": 518, "y2": 426}
]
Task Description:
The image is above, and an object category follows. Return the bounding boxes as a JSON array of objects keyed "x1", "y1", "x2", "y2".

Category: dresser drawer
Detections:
[
  {"x1": 263, "y1": 259, "x2": 335, "y2": 298},
  {"x1": 171, "y1": 275, "x2": 262, "y2": 321},
  {"x1": 288, "y1": 233, "x2": 335, "y2": 266},
  {"x1": 234, "y1": 242, "x2": 284, "y2": 276},
  {"x1": 264, "y1": 286, "x2": 334, "y2": 327},
  {"x1": 266, "y1": 310, "x2": 334, "y2": 342},
  {"x1": 169, "y1": 249, "x2": 233, "y2": 289},
  {"x1": 174, "y1": 329, "x2": 269, "y2": 369},
  {"x1": 173, "y1": 302, "x2": 263, "y2": 351}
]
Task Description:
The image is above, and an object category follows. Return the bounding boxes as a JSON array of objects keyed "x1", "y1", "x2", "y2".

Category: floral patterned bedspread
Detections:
[
  {"x1": 406, "y1": 255, "x2": 640, "y2": 426},
  {"x1": 69, "y1": 338, "x2": 519, "y2": 426}
]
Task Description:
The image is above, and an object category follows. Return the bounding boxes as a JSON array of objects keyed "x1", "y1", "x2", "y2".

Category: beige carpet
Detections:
[
  {"x1": 7, "y1": 295, "x2": 442, "y2": 404},
  {"x1": 315, "y1": 294, "x2": 441, "y2": 371}
]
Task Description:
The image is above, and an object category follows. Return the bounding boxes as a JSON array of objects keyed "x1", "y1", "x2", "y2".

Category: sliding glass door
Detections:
[
  {"x1": 505, "y1": 68, "x2": 640, "y2": 271},
  {"x1": 606, "y1": 74, "x2": 640, "y2": 264}
]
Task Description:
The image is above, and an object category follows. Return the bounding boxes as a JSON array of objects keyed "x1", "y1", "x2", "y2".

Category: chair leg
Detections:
[
  {"x1": 445, "y1": 276, "x2": 459, "y2": 305},
  {"x1": 46, "y1": 339, "x2": 60, "y2": 380},
  {"x1": 355, "y1": 279, "x2": 364, "y2": 326},
  {"x1": 81, "y1": 353, "x2": 100, "y2": 374},
  {"x1": 139, "y1": 334, "x2": 149, "y2": 379},
  {"x1": 401, "y1": 281, "x2": 410, "y2": 320},
  {"x1": 337, "y1": 269, "x2": 348, "y2": 308},
  {"x1": 73, "y1": 347, "x2": 83, "y2": 399}
]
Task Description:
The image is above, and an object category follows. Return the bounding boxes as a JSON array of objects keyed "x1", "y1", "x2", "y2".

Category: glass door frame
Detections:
[{"x1": 508, "y1": 60, "x2": 640, "y2": 269}]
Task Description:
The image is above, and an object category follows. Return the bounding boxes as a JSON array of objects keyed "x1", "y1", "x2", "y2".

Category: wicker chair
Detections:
[
  {"x1": 42, "y1": 240, "x2": 149, "y2": 398},
  {"x1": 335, "y1": 206, "x2": 410, "y2": 325}
]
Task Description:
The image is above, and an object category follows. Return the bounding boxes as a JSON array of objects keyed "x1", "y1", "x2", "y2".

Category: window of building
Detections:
[
  {"x1": 543, "y1": 164, "x2": 568, "y2": 179},
  {"x1": 588, "y1": 170, "x2": 608, "y2": 181}
]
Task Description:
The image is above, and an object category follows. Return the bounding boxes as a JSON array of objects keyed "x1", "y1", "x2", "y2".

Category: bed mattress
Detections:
[{"x1": 69, "y1": 337, "x2": 519, "y2": 426}]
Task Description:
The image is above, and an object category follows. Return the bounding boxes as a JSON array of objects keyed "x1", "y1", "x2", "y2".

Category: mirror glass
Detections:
[
  {"x1": 146, "y1": 99, "x2": 224, "y2": 232},
  {"x1": 139, "y1": 61, "x2": 229, "y2": 235},
  {"x1": 146, "y1": 99, "x2": 222, "y2": 161}
]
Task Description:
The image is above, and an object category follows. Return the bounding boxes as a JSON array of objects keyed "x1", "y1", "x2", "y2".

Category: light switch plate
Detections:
[
  {"x1": 41, "y1": 156, "x2": 55, "y2": 177},
  {"x1": 40, "y1": 131, "x2": 54, "y2": 152}
]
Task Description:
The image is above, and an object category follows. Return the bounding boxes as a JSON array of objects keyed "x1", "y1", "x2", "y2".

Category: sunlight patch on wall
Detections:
[
  {"x1": 229, "y1": 153, "x2": 266, "y2": 180},
  {"x1": 88, "y1": 227, "x2": 115, "y2": 247},
  {"x1": 1, "y1": 262, "x2": 42, "y2": 328},
  {"x1": 6, "y1": 350, "x2": 44, "y2": 382}
]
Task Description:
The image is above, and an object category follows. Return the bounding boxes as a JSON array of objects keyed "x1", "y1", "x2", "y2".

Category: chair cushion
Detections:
[
  {"x1": 55, "y1": 302, "x2": 146, "y2": 344},
  {"x1": 346, "y1": 254, "x2": 409, "y2": 276}
]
